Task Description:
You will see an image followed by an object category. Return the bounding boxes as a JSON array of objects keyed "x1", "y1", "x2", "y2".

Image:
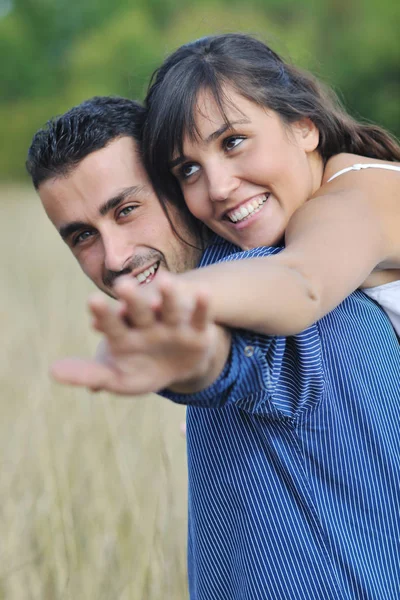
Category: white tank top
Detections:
[{"x1": 328, "y1": 163, "x2": 400, "y2": 337}]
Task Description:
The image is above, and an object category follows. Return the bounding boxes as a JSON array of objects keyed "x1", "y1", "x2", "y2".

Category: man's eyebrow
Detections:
[
  {"x1": 99, "y1": 185, "x2": 145, "y2": 216},
  {"x1": 59, "y1": 186, "x2": 147, "y2": 240},
  {"x1": 169, "y1": 119, "x2": 250, "y2": 169},
  {"x1": 59, "y1": 220, "x2": 89, "y2": 241}
]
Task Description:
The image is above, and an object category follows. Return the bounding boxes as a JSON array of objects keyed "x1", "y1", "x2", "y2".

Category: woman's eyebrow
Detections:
[
  {"x1": 205, "y1": 119, "x2": 249, "y2": 144},
  {"x1": 169, "y1": 119, "x2": 250, "y2": 169},
  {"x1": 169, "y1": 155, "x2": 186, "y2": 169}
]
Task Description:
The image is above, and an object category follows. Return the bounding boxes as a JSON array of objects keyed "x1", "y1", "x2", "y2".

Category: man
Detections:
[
  {"x1": 26, "y1": 96, "x2": 203, "y2": 298},
  {"x1": 27, "y1": 97, "x2": 400, "y2": 600}
]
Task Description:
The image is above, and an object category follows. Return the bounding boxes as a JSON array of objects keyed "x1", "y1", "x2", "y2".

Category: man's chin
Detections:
[{"x1": 98, "y1": 285, "x2": 117, "y2": 299}]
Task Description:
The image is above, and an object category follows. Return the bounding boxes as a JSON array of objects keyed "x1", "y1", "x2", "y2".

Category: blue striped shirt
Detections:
[{"x1": 163, "y1": 240, "x2": 400, "y2": 600}]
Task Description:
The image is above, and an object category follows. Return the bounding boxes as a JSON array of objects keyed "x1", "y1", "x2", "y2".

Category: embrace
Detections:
[{"x1": 27, "y1": 34, "x2": 400, "y2": 600}]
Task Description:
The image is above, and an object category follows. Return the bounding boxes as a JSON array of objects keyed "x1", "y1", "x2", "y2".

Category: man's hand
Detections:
[{"x1": 51, "y1": 274, "x2": 231, "y2": 396}]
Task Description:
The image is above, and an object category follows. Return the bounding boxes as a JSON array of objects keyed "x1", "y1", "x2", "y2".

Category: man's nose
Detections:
[
  {"x1": 103, "y1": 233, "x2": 132, "y2": 273},
  {"x1": 207, "y1": 163, "x2": 240, "y2": 203}
]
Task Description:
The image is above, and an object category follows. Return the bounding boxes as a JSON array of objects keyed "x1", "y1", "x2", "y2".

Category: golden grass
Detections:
[{"x1": 0, "y1": 186, "x2": 188, "y2": 599}]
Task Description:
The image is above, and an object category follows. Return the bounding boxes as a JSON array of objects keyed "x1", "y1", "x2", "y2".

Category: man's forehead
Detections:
[
  {"x1": 40, "y1": 177, "x2": 156, "y2": 227},
  {"x1": 74, "y1": 135, "x2": 146, "y2": 182},
  {"x1": 39, "y1": 136, "x2": 155, "y2": 209}
]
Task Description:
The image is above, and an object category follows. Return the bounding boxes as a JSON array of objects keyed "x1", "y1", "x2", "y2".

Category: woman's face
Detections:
[{"x1": 170, "y1": 86, "x2": 322, "y2": 249}]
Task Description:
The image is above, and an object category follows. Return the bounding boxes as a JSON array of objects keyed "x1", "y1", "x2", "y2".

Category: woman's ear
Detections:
[{"x1": 293, "y1": 118, "x2": 320, "y2": 152}]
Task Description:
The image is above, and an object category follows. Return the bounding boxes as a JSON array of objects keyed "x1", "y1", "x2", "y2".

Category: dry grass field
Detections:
[{"x1": 0, "y1": 186, "x2": 188, "y2": 599}]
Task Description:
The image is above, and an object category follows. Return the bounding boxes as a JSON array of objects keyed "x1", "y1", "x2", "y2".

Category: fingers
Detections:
[
  {"x1": 91, "y1": 274, "x2": 211, "y2": 339},
  {"x1": 88, "y1": 294, "x2": 128, "y2": 340},
  {"x1": 114, "y1": 278, "x2": 157, "y2": 328},
  {"x1": 158, "y1": 275, "x2": 210, "y2": 330},
  {"x1": 159, "y1": 279, "x2": 184, "y2": 325},
  {"x1": 50, "y1": 357, "x2": 114, "y2": 390},
  {"x1": 156, "y1": 273, "x2": 195, "y2": 325},
  {"x1": 190, "y1": 291, "x2": 211, "y2": 331}
]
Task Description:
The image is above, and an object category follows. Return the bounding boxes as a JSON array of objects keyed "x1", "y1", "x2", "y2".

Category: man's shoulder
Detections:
[{"x1": 199, "y1": 236, "x2": 283, "y2": 267}]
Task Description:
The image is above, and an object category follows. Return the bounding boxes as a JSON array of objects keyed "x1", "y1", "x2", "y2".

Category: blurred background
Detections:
[
  {"x1": 0, "y1": 0, "x2": 399, "y2": 182},
  {"x1": 0, "y1": 0, "x2": 399, "y2": 598}
]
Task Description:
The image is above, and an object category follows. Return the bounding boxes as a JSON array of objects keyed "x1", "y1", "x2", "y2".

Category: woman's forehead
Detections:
[{"x1": 184, "y1": 85, "x2": 249, "y2": 139}]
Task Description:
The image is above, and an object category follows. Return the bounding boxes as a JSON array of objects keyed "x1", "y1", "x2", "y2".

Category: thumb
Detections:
[{"x1": 50, "y1": 357, "x2": 114, "y2": 390}]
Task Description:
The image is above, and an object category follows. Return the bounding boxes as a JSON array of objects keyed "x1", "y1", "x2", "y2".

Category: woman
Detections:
[{"x1": 142, "y1": 33, "x2": 400, "y2": 336}]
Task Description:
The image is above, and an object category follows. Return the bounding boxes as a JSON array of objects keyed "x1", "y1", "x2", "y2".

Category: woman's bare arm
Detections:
[{"x1": 177, "y1": 163, "x2": 399, "y2": 336}]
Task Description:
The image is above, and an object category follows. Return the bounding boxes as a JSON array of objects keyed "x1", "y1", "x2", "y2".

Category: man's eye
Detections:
[
  {"x1": 180, "y1": 163, "x2": 200, "y2": 180},
  {"x1": 118, "y1": 205, "x2": 136, "y2": 218},
  {"x1": 224, "y1": 136, "x2": 245, "y2": 151},
  {"x1": 73, "y1": 230, "x2": 94, "y2": 246}
]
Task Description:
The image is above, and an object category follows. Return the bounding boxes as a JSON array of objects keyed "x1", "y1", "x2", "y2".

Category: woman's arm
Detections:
[{"x1": 178, "y1": 163, "x2": 399, "y2": 336}]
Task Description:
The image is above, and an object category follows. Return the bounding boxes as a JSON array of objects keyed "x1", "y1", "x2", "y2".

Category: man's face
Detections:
[{"x1": 39, "y1": 136, "x2": 202, "y2": 297}]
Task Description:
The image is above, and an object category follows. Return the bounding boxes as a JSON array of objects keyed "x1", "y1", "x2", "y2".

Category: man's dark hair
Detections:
[
  {"x1": 26, "y1": 96, "x2": 146, "y2": 189},
  {"x1": 26, "y1": 95, "x2": 207, "y2": 248}
]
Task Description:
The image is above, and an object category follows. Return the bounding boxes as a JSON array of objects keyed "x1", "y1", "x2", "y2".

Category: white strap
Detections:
[{"x1": 327, "y1": 163, "x2": 400, "y2": 183}]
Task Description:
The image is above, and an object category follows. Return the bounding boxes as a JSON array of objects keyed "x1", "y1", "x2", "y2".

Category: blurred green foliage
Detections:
[{"x1": 0, "y1": 0, "x2": 399, "y2": 180}]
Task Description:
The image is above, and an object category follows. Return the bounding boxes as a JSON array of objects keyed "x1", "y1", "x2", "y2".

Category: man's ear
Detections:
[{"x1": 293, "y1": 118, "x2": 319, "y2": 152}]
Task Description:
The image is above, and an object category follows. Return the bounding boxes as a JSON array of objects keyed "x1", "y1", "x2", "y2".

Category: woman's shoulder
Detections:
[{"x1": 322, "y1": 153, "x2": 400, "y2": 185}]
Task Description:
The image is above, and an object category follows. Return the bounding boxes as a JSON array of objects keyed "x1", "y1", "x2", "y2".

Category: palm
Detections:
[{"x1": 51, "y1": 273, "x2": 223, "y2": 396}]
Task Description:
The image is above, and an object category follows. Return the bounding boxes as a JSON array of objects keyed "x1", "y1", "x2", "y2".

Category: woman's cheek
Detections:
[{"x1": 185, "y1": 190, "x2": 209, "y2": 219}]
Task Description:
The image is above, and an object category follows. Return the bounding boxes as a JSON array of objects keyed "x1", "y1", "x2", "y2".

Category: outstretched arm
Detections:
[
  {"x1": 51, "y1": 275, "x2": 231, "y2": 396},
  {"x1": 175, "y1": 162, "x2": 398, "y2": 335}
]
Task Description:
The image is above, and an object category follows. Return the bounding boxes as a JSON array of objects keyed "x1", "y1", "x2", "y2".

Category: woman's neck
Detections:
[{"x1": 309, "y1": 150, "x2": 325, "y2": 196}]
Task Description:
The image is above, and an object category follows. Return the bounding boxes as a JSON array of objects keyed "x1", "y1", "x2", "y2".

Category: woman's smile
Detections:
[{"x1": 173, "y1": 86, "x2": 321, "y2": 249}]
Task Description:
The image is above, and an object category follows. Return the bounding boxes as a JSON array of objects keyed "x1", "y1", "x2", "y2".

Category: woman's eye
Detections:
[
  {"x1": 180, "y1": 163, "x2": 200, "y2": 179},
  {"x1": 224, "y1": 136, "x2": 245, "y2": 151}
]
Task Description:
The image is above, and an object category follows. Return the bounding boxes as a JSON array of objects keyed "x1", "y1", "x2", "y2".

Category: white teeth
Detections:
[
  {"x1": 135, "y1": 263, "x2": 158, "y2": 284},
  {"x1": 227, "y1": 195, "x2": 268, "y2": 223}
]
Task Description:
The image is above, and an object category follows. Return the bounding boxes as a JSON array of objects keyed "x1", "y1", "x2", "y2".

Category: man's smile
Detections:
[{"x1": 133, "y1": 260, "x2": 160, "y2": 284}]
